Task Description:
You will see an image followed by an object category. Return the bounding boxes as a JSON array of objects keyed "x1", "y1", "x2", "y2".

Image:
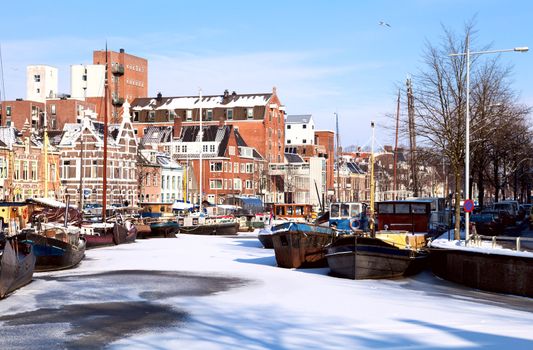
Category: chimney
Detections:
[
  {"x1": 156, "y1": 92, "x2": 162, "y2": 102},
  {"x1": 173, "y1": 115, "x2": 183, "y2": 138},
  {"x1": 120, "y1": 48, "x2": 125, "y2": 53}
]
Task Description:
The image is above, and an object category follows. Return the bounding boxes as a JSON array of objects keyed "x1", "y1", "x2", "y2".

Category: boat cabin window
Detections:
[
  {"x1": 379, "y1": 203, "x2": 394, "y2": 214},
  {"x1": 295, "y1": 206, "x2": 304, "y2": 216},
  {"x1": 396, "y1": 204, "x2": 410, "y2": 214},
  {"x1": 275, "y1": 206, "x2": 285, "y2": 216},
  {"x1": 411, "y1": 204, "x2": 428, "y2": 214},
  {"x1": 330, "y1": 204, "x2": 340, "y2": 218},
  {"x1": 350, "y1": 204, "x2": 361, "y2": 217},
  {"x1": 341, "y1": 204, "x2": 350, "y2": 217},
  {"x1": 287, "y1": 206, "x2": 293, "y2": 215}
]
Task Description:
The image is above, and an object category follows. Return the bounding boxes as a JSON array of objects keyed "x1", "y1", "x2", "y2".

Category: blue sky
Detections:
[{"x1": 0, "y1": 0, "x2": 531, "y2": 147}]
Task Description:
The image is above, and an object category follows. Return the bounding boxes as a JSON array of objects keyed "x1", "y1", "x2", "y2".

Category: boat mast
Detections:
[
  {"x1": 43, "y1": 108, "x2": 49, "y2": 198},
  {"x1": 393, "y1": 89, "x2": 400, "y2": 200},
  {"x1": 370, "y1": 121, "x2": 376, "y2": 235},
  {"x1": 335, "y1": 112, "x2": 340, "y2": 202},
  {"x1": 78, "y1": 129, "x2": 84, "y2": 210},
  {"x1": 198, "y1": 89, "x2": 203, "y2": 214},
  {"x1": 102, "y1": 44, "x2": 108, "y2": 222}
]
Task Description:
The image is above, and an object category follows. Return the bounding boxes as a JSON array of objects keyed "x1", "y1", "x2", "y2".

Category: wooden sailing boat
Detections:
[{"x1": 80, "y1": 45, "x2": 136, "y2": 247}]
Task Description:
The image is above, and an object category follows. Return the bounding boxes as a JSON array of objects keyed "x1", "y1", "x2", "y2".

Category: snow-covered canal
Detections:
[{"x1": 1, "y1": 233, "x2": 532, "y2": 349}]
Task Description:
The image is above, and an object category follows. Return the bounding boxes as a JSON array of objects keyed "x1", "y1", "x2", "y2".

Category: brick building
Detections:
[
  {"x1": 89, "y1": 49, "x2": 148, "y2": 123},
  {"x1": 314, "y1": 130, "x2": 335, "y2": 196},
  {"x1": 131, "y1": 88, "x2": 285, "y2": 203},
  {"x1": 56, "y1": 101, "x2": 139, "y2": 208}
]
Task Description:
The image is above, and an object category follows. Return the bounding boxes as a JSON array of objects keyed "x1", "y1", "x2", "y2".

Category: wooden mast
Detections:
[
  {"x1": 102, "y1": 44, "x2": 108, "y2": 222},
  {"x1": 369, "y1": 121, "x2": 376, "y2": 235},
  {"x1": 393, "y1": 89, "x2": 400, "y2": 199}
]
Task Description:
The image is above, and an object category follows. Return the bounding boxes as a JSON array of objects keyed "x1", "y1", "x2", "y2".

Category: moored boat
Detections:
[
  {"x1": 271, "y1": 222, "x2": 334, "y2": 268},
  {"x1": 177, "y1": 215, "x2": 239, "y2": 235},
  {"x1": 326, "y1": 234, "x2": 428, "y2": 279},
  {"x1": 20, "y1": 226, "x2": 86, "y2": 272},
  {"x1": 257, "y1": 228, "x2": 274, "y2": 249},
  {"x1": 0, "y1": 237, "x2": 36, "y2": 299},
  {"x1": 148, "y1": 219, "x2": 180, "y2": 238}
]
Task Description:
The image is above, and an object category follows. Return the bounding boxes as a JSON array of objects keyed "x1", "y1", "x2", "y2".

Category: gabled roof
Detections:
[
  {"x1": 177, "y1": 125, "x2": 231, "y2": 158},
  {"x1": 131, "y1": 92, "x2": 273, "y2": 111},
  {"x1": 286, "y1": 114, "x2": 312, "y2": 124},
  {"x1": 141, "y1": 126, "x2": 173, "y2": 145},
  {"x1": 346, "y1": 162, "x2": 365, "y2": 175},
  {"x1": 285, "y1": 153, "x2": 304, "y2": 163}
]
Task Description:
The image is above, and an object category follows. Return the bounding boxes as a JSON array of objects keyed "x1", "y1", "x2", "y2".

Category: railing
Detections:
[{"x1": 468, "y1": 234, "x2": 533, "y2": 253}]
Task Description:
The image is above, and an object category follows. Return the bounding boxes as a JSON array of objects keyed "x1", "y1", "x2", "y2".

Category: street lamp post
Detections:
[{"x1": 450, "y1": 39, "x2": 528, "y2": 244}]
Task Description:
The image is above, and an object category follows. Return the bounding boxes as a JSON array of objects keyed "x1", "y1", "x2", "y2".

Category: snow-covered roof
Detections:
[
  {"x1": 131, "y1": 93, "x2": 273, "y2": 111},
  {"x1": 286, "y1": 114, "x2": 312, "y2": 124}
]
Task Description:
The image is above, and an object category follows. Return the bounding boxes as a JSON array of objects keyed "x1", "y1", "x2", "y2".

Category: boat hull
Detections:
[
  {"x1": 114, "y1": 223, "x2": 138, "y2": 244},
  {"x1": 179, "y1": 222, "x2": 239, "y2": 236},
  {"x1": 429, "y1": 247, "x2": 533, "y2": 297},
  {"x1": 258, "y1": 232, "x2": 274, "y2": 249},
  {"x1": 0, "y1": 239, "x2": 36, "y2": 299},
  {"x1": 149, "y1": 221, "x2": 180, "y2": 238},
  {"x1": 326, "y1": 236, "x2": 428, "y2": 279},
  {"x1": 24, "y1": 233, "x2": 86, "y2": 272},
  {"x1": 271, "y1": 222, "x2": 334, "y2": 268}
]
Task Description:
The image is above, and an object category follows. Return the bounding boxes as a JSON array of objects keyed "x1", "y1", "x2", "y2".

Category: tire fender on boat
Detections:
[{"x1": 349, "y1": 218, "x2": 360, "y2": 232}]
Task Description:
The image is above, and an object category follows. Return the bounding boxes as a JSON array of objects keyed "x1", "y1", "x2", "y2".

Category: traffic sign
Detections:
[{"x1": 463, "y1": 199, "x2": 475, "y2": 213}]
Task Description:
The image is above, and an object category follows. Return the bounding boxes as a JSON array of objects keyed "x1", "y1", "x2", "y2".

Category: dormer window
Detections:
[
  {"x1": 186, "y1": 110, "x2": 192, "y2": 121},
  {"x1": 246, "y1": 108, "x2": 253, "y2": 119},
  {"x1": 227, "y1": 109, "x2": 233, "y2": 120},
  {"x1": 206, "y1": 109, "x2": 213, "y2": 121}
]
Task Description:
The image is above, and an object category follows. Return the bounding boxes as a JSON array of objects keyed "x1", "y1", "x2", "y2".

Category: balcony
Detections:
[
  {"x1": 111, "y1": 63, "x2": 124, "y2": 75},
  {"x1": 112, "y1": 96, "x2": 125, "y2": 106}
]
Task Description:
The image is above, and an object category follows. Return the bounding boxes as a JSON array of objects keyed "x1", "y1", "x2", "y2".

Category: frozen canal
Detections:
[{"x1": 1, "y1": 233, "x2": 532, "y2": 349}]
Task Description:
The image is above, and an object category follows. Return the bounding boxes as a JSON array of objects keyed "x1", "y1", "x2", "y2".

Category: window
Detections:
[
  {"x1": 241, "y1": 163, "x2": 245, "y2": 173},
  {"x1": 181, "y1": 145, "x2": 187, "y2": 153},
  {"x1": 36, "y1": 88, "x2": 40, "y2": 94},
  {"x1": 91, "y1": 160, "x2": 98, "y2": 178},
  {"x1": 82, "y1": 74, "x2": 87, "y2": 81},
  {"x1": 6, "y1": 106, "x2": 11, "y2": 116},
  {"x1": 234, "y1": 163, "x2": 239, "y2": 173},
  {"x1": 227, "y1": 109, "x2": 233, "y2": 120},
  {"x1": 209, "y1": 145, "x2": 215, "y2": 152},
  {"x1": 229, "y1": 146, "x2": 235, "y2": 156},
  {"x1": 287, "y1": 140, "x2": 291, "y2": 144},
  {"x1": 51, "y1": 105, "x2": 56, "y2": 115},
  {"x1": 245, "y1": 180, "x2": 253, "y2": 189},
  {"x1": 31, "y1": 161, "x2": 38, "y2": 180},
  {"x1": 246, "y1": 108, "x2": 253, "y2": 119},
  {"x1": 148, "y1": 111, "x2": 155, "y2": 121},
  {"x1": 303, "y1": 124, "x2": 307, "y2": 129},
  {"x1": 133, "y1": 111, "x2": 139, "y2": 121},
  {"x1": 234, "y1": 178, "x2": 242, "y2": 190},
  {"x1": 13, "y1": 160, "x2": 20, "y2": 180},
  {"x1": 186, "y1": 110, "x2": 192, "y2": 121},
  {"x1": 210, "y1": 162, "x2": 222, "y2": 172},
  {"x1": 210, "y1": 179, "x2": 223, "y2": 189},
  {"x1": 287, "y1": 125, "x2": 291, "y2": 129},
  {"x1": 203, "y1": 144, "x2": 208, "y2": 152},
  {"x1": 23, "y1": 161, "x2": 29, "y2": 180},
  {"x1": 34, "y1": 75, "x2": 40, "y2": 82},
  {"x1": 206, "y1": 109, "x2": 213, "y2": 121},
  {"x1": 246, "y1": 163, "x2": 253, "y2": 173},
  {"x1": 0, "y1": 157, "x2": 6, "y2": 178},
  {"x1": 303, "y1": 139, "x2": 307, "y2": 144}
]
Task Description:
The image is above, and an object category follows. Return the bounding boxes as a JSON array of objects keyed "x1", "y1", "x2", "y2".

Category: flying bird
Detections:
[{"x1": 379, "y1": 21, "x2": 391, "y2": 27}]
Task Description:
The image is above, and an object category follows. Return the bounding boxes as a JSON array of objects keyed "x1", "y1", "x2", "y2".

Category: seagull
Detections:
[{"x1": 379, "y1": 21, "x2": 391, "y2": 27}]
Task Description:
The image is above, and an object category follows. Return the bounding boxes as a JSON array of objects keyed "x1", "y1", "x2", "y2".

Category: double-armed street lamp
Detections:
[{"x1": 450, "y1": 39, "x2": 528, "y2": 243}]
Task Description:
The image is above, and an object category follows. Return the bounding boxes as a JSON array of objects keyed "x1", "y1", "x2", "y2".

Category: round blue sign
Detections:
[{"x1": 464, "y1": 199, "x2": 475, "y2": 213}]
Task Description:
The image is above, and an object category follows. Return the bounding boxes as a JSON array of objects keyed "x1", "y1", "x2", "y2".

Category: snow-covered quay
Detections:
[{"x1": 1, "y1": 233, "x2": 533, "y2": 349}]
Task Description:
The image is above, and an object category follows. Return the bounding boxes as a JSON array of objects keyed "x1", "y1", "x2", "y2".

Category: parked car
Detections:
[
  {"x1": 471, "y1": 211, "x2": 505, "y2": 236},
  {"x1": 491, "y1": 202, "x2": 518, "y2": 224}
]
